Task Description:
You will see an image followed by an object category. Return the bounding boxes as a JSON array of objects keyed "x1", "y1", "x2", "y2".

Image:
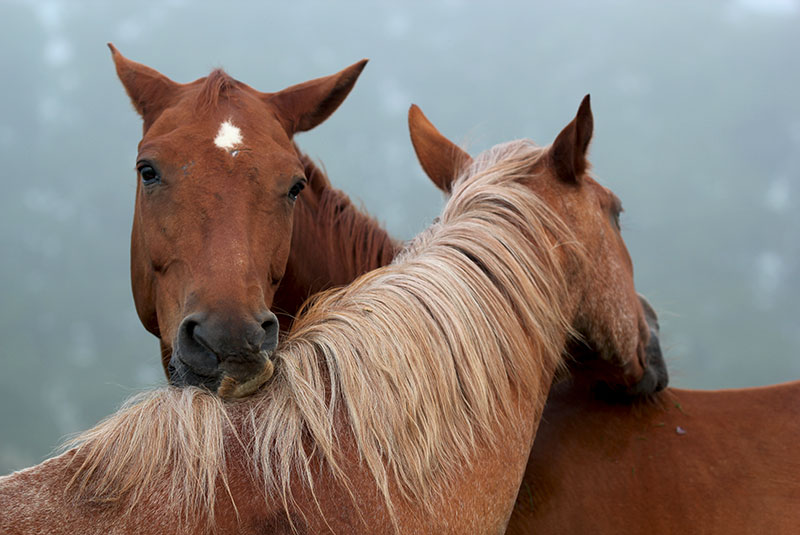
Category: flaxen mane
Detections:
[{"x1": 66, "y1": 139, "x2": 582, "y2": 528}]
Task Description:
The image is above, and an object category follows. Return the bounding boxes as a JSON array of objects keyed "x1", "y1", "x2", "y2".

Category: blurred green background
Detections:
[{"x1": 1, "y1": 0, "x2": 799, "y2": 472}]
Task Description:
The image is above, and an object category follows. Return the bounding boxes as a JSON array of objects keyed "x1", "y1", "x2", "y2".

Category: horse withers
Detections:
[{"x1": 110, "y1": 45, "x2": 367, "y2": 396}]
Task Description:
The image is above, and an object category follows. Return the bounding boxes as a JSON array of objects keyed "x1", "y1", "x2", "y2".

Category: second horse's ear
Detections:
[
  {"x1": 408, "y1": 105, "x2": 472, "y2": 193},
  {"x1": 549, "y1": 94, "x2": 593, "y2": 183},
  {"x1": 266, "y1": 59, "x2": 368, "y2": 136},
  {"x1": 108, "y1": 43, "x2": 181, "y2": 132}
]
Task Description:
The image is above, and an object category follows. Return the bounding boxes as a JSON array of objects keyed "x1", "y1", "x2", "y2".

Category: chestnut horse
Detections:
[
  {"x1": 508, "y1": 309, "x2": 800, "y2": 533},
  {"x1": 108, "y1": 45, "x2": 368, "y2": 396},
  {"x1": 419, "y1": 113, "x2": 800, "y2": 533},
  {"x1": 282, "y1": 110, "x2": 800, "y2": 533},
  {"x1": 0, "y1": 97, "x2": 657, "y2": 533}
]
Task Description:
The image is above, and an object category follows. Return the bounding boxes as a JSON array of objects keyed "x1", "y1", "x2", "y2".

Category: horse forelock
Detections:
[
  {"x1": 66, "y1": 139, "x2": 582, "y2": 529},
  {"x1": 195, "y1": 69, "x2": 240, "y2": 113}
]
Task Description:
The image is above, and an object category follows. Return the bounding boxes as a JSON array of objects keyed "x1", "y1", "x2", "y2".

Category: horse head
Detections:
[
  {"x1": 408, "y1": 97, "x2": 667, "y2": 396},
  {"x1": 110, "y1": 45, "x2": 366, "y2": 395}
]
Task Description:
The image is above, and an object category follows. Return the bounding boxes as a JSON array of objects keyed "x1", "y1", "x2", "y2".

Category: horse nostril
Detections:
[
  {"x1": 262, "y1": 316, "x2": 277, "y2": 334},
  {"x1": 179, "y1": 316, "x2": 207, "y2": 353},
  {"x1": 260, "y1": 311, "x2": 279, "y2": 351},
  {"x1": 175, "y1": 314, "x2": 220, "y2": 377},
  {"x1": 184, "y1": 318, "x2": 198, "y2": 343}
]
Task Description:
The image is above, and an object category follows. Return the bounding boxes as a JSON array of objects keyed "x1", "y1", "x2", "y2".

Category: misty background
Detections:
[{"x1": 1, "y1": 0, "x2": 798, "y2": 473}]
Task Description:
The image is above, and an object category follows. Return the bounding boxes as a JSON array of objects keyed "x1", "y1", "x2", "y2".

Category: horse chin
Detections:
[
  {"x1": 635, "y1": 294, "x2": 669, "y2": 393},
  {"x1": 167, "y1": 351, "x2": 276, "y2": 399},
  {"x1": 591, "y1": 356, "x2": 667, "y2": 402},
  {"x1": 217, "y1": 358, "x2": 275, "y2": 399},
  {"x1": 629, "y1": 321, "x2": 669, "y2": 394},
  {"x1": 167, "y1": 355, "x2": 222, "y2": 391},
  {"x1": 615, "y1": 343, "x2": 668, "y2": 398}
]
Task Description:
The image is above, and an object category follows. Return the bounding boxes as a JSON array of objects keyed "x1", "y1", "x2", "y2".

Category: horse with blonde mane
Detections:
[
  {"x1": 415, "y1": 115, "x2": 800, "y2": 533},
  {"x1": 0, "y1": 96, "x2": 663, "y2": 533},
  {"x1": 286, "y1": 104, "x2": 800, "y2": 534}
]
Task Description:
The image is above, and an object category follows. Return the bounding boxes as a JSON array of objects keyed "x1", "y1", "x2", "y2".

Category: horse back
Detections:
[{"x1": 508, "y1": 380, "x2": 800, "y2": 534}]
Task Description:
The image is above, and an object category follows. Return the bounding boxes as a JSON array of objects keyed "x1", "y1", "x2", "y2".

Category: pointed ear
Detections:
[
  {"x1": 266, "y1": 59, "x2": 368, "y2": 136},
  {"x1": 408, "y1": 104, "x2": 472, "y2": 193},
  {"x1": 108, "y1": 43, "x2": 180, "y2": 131},
  {"x1": 549, "y1": 94, "x2": 594, "y2": 183}
]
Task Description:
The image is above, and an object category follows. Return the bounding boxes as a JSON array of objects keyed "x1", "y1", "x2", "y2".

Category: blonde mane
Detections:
[{"x1": 67, "y1": 139, "x2": 582, "y2": 529}]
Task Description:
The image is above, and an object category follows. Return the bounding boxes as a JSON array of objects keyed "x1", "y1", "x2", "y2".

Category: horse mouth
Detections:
[
  {"x1": 217, "y1": 355, "x2": 276, "y2": 399},
  {"x1": 168, "y1": 351, "x2": 276, "y2": 399},
  {"x1": 588, "y1": 295, "x2": 669, "y2": 401},
  {"x1": 167, "y1": 357, "x2": 222, "y2": 391}
]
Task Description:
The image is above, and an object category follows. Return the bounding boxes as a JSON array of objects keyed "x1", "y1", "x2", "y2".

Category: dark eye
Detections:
[
  {"x1": 611, "y1": 207, "x2": 622, "y2": 229},
  {"x1": 137, "y1": 163, "x2": 160, "y2": 186},
  {"x1": 288, "y1": 179, "x2": 306, "y2": 201},
  {"x1": 610, "y1": 197, "x2": 623, "y2": 230}
]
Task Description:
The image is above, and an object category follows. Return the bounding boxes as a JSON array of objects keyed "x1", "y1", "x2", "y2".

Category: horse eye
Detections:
[
  {"x1": 137, "y1": 164, "x2": 160, "y2": 185},
  {"x1": 609, "y1": 197, "x2": 623, "y2": 230},
  {"x1": 612, "y1": 207, "x2": 623, "y2": 230},
  {"x1": 288, "y1": 179, "x2": 306, "y2": 201}
]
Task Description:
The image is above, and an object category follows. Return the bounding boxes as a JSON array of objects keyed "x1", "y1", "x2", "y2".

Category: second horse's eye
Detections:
[
  {"x1": 137, "y1": 164, "x2": 160, "y2": 185},
  {"x1": 288, "y1": 179, "x2": 306, "y2": 201}
]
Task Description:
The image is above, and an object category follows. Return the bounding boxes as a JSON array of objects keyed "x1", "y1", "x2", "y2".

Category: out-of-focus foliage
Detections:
[{"x1": 1, "y1": 0, "x2": 798, "y2": 472}]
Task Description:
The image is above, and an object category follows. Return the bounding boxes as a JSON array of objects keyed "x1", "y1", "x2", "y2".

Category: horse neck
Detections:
[
  {"x1": 0, "y1": 433, "x2": 265, "y2": 535},
  {"x1": 273, "y1": 151, "x2": 400, "y2": 328}
]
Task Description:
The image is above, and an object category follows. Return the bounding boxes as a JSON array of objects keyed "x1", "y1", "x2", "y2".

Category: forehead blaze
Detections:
[{"x1": 214, "y1": 120, "x2": 243, "y2": 152}]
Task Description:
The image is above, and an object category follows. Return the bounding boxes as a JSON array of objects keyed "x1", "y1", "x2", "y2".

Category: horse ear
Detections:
[
  {"x1": 408, "y1": 104, "x2": 473, "y2": 193},
  {"x1": 107, "y1": 43, "x2": 180, "y2": 130},
  {"x1": 266, "y1": 59, "x2": 368, "y2": 136},
  {"x1": 549, "y1": 94, "x2": 593, "y2": 183}
]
